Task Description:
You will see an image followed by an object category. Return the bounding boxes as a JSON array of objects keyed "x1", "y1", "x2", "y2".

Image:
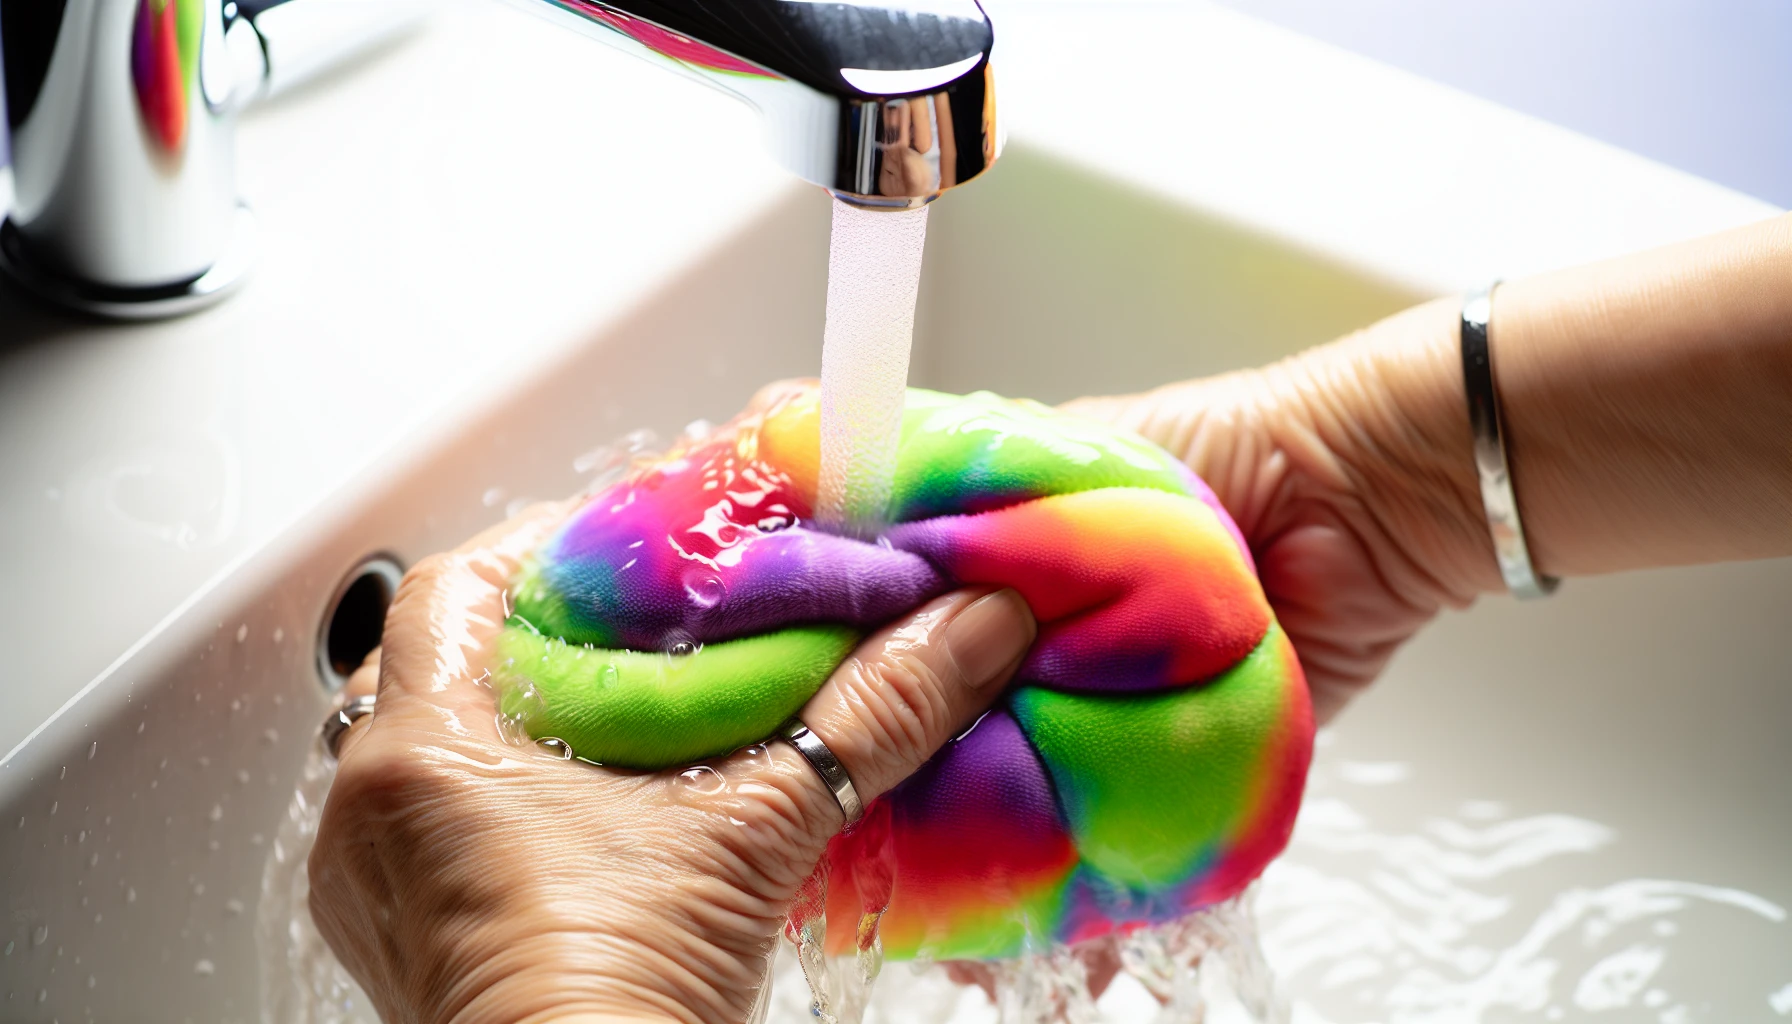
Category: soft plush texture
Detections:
[{"x1": 493, "y1": 385, "x2": 1313, "y2": 960}]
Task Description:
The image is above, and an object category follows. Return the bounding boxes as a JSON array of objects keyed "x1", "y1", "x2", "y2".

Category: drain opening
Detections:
[{"x1": 317, "y1": 556, "x2": 405, "y2": 692}]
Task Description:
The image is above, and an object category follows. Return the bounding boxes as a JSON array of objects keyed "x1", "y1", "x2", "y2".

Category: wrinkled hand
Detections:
[
  {"x1": 1065, "y1": 301, "x2": 1496, "y2": 722},
  {"x1": 308, "y1": 507, "x2": 1036, "y2": 1024}
]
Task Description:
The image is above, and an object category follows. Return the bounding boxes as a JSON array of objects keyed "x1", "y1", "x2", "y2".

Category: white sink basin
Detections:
[{"x1": 2, "y1": 3, "x2": 1785, "y2": 1021}]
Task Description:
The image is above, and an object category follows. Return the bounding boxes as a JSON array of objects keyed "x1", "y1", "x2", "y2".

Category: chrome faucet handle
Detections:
[
  {"x1": 0, "y1": 0, "x2": 425, "y2": 320},
  {"x1": 505, "y1": 0, "x2": 1003, "y2": 209}
]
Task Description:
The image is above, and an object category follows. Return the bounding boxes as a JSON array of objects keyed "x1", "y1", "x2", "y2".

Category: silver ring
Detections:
[
  {"x1": 779, "y1": 719, "x2": 865, "y2": 826},
  {"x1": 322, "y1": 694, "x2": 378, "y2": 760},
  {"x1": 1463, "y1": 284, "x2": 1559, "y2": 600}
]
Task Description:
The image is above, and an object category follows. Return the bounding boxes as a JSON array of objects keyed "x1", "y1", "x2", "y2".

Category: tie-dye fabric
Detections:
[{"x1": 494, "y1": 385, "x2": 1313, "y2": 960}]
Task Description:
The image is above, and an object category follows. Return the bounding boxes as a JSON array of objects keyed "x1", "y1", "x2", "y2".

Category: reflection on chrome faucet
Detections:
[{"x1": 879, "y1": 95, "x2": 958, "y2": 198}]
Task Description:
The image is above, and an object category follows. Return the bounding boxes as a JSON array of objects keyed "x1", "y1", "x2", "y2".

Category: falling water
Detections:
[
  {"x1": 256, "y1": 741, "x2": 369, "y2": 1024},
  {"x1": 814, "y1": 199, "x2": 930, "y2": 534}
]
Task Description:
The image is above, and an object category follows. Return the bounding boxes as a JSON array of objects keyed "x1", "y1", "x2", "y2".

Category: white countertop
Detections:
[{"x1": 0, "y1": 0, "x2": 1778, "y2": 763}]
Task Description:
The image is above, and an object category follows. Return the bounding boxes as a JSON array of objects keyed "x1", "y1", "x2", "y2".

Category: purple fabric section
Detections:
[
  {"x1": 1019, "y1": 643, "x2": 1175, "y2": 694},
  {"x1": 545, "y1": 526, "x2": 947, "y2": 650},
  {"x1": 891, "y1": 709, "x2": 1067, "y2": 840}
]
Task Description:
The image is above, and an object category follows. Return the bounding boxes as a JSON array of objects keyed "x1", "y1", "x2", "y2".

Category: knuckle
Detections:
[
  {"x1": 846, "y1": 654, "x2": 948, "y2": 759},
  {"x1": 331, "y1": 743, "x2": 451, "y2": 820}
]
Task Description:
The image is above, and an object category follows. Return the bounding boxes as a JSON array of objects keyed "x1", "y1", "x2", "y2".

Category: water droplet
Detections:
[
  {"x1": 59, "y1": 766, "x2": 66, "y2": 780},
  {"x1": 683, "y1": 573, "x2": 727, "y2": 609},
  {"x1": 136, "y1": 721, "x2": 145, "y2": 735},
  {"x1": 86, "y1": 975, "x2": 95, "y2": 990},
  {"x1": 482, "y1": 486, "x2": 505, "y2": 508},
  {"x1": 193, "y1": 959, "x2": 214, "y2": 976},
  {"x1": 87, "y1": 741, "x2": 97, "y2": 761},
  {"x1": 49, "y1": 801, "x2": 58, "y2": 816},
  {"x1": 535, "y1": 738, "x2": 575, "y2": 760},
  {"x1": 3, "y1": 940, "x2": 11, "y2": 955},
  {"x1": 235, "y1": 624, "x2": 248, "y2": 643},
  {"x1": 32, "y1": 926, "x2": 48, "y2": 947},
  {"x1": 208, "y1": 804, "x2": 223, "y2": 823},
  {"x1": 669, "y1": 640, "x2": 697, "y2": 657},
  {"x1": 193, "y1": 882, "x2": 204, "y2": 896},
  {"x1": 236, "y1": 769, "x2": 250, "y2": 785},
  {"x1": 272, "y1": 627, "x2": 284, "y2": 644},
  {"x1": 126, "y1": 888, "x2": 136, "y2": 904},
  {"x1": 37, "y1": 989, "x2": 46, "y2": 1003},
  {"x1": 262, "y1": 728, "x2": 279, "y2": 745},
  {"x1": 88, "y1": 853, "x2": 98, "y2": 869},
  {"x1": 224, "y1": 899, "x2": 244, "y2": 915},
  {"x1": 675, "y1": 765, "x2": 727, "y2": 796}
]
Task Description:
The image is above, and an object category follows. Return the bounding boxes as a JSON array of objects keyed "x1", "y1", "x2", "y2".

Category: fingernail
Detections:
[{"x1": 942, "y1": 589, "x2": 1035, "y2": 689}]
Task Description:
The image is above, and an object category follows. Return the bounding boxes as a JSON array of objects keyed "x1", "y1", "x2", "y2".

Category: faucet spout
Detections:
[{"x1": 517, "y1": 0, "x2": 1002, "y2": 208}]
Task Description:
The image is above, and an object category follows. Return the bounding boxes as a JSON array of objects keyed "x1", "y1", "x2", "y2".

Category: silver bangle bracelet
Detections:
[{"x1": 1462, "y1": 284, "x2": 1559, "y2": 600}]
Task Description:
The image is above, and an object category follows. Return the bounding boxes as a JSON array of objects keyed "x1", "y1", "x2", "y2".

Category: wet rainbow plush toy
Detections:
[{"x1": 493, "y1": 385, "x2": 1313, "y2": 960}]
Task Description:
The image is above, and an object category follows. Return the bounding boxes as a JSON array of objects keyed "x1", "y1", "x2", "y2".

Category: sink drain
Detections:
[{"x1": 316, "y1": 555, "x2": 405, "y2": 692}]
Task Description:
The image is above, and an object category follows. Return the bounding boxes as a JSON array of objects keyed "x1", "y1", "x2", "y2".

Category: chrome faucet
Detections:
[{"x1": 0, "y1": 0, "x2": 1001, "y2": 320}]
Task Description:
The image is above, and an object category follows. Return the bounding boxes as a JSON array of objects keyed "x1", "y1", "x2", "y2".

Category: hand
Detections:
[
  {"x1": 1064, "y1": 299, "x2": 1498, "y2": 723},
  {"x1": 308, "y1": 506, "x2": 1036, "y2": 1024}
]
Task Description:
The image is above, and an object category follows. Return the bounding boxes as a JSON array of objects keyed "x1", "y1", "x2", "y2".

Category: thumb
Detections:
[{"x1": 793, "y1": 588, "x2": 1036, "y2": 809}]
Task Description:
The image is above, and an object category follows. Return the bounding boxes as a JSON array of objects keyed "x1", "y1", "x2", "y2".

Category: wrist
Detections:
[{"x1": 1290, "y1": 296, "x2": 1504, "y2": 605}]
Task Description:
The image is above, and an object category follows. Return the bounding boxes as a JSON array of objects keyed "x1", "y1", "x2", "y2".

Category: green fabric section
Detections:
[
  {"x1": 493, "y1": 623, "x2": 859, "y2": 769},
  {"x1": 510, "y1": 558, "x2": 616, "y2": 648},
  {"x1": 889, "y1": 389, "x2": 1192, "y2": 521},
  {"x1": 1009, "y1": 625, "x2": 1292, "y2": 890},
  {"x1": 175, "y1": 0, "x2": 202, "y2": 85}
]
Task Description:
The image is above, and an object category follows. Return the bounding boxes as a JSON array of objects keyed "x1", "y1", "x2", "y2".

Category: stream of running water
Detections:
[{"x1": 813, "y1": 198, "x2": 930, "y2": 535}]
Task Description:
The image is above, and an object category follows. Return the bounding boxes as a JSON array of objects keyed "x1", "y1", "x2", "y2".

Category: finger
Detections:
[
  {"x1": 1057, "y1": 392, "x2": 1139, "y2": 427},
  {"x1": 357, "y1": 501, "x2": 574, "y2": 748},
  {"x1": 330, "y1": 648, "x2": 381, "y2": 761},
  {"x1": 908, "y1": 95, "x2": 934, "y2": 155},
  {"x1": 794, "y1": 587, "x2": 1035, "y2": 809}
]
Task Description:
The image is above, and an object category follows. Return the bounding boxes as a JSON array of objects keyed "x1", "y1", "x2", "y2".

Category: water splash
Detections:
[
  {"x1": 815, "y1": 199, "x2": 930, "y2": 535},
  {"x1": 255, "y1": 741, "x2": 369, "y2": 1024},
  {"x1": 754, "y1": 887, "x2": 1280, "y2": 1024}
]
